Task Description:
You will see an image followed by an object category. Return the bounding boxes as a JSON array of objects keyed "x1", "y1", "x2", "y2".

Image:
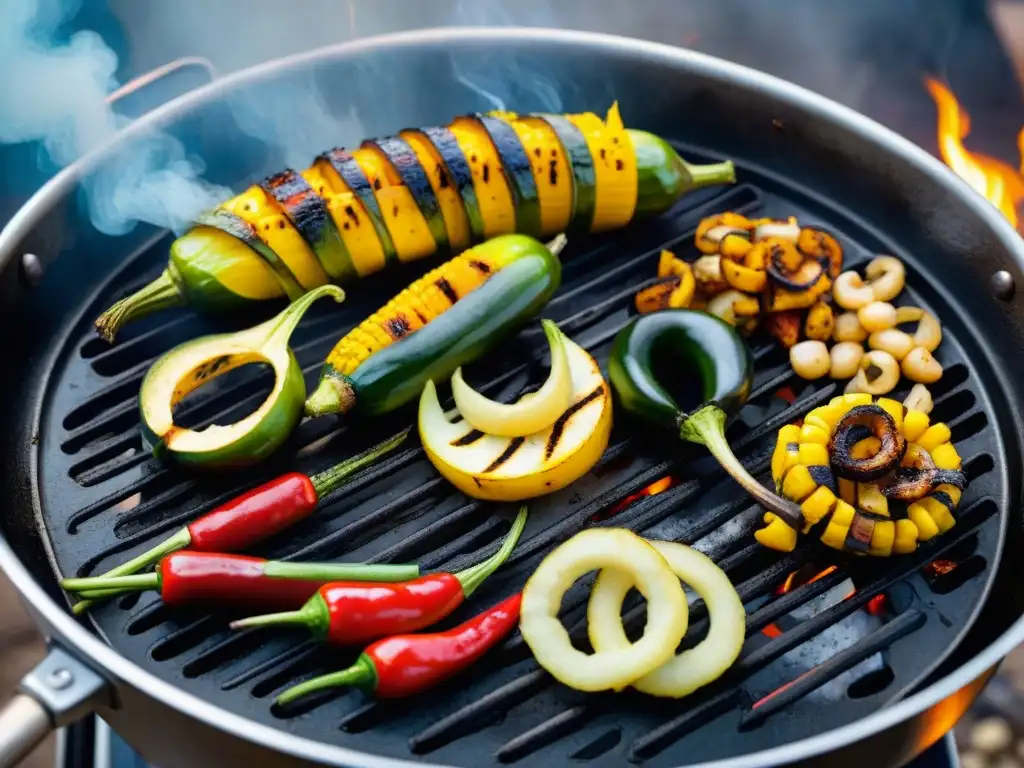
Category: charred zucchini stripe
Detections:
[
  {"x1": 193, "y1": 210, "x2": 305, "y2": 300},
  {"x1": 261, "y1": 170, "x2": 358, "y2": 285},
  {"x1": 422, "y1": 126, "x2": 486, "y2": 242},
  {"x1": 530, "y1": 112, "x2": 596, "y2": 233},
  {"x1": 365, "y1": 136, "x2": 449, "y2": 254},
  {"x1": 474, "y1": 114, "x2": 542, "y2": 239},
  {"x1": 318, "y1": 148, "x2": 398, "y2": 267}
]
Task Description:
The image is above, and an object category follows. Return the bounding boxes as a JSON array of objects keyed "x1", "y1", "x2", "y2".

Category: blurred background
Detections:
[{"x1": 4, "y1": 1, "x2": 1024, "y2": 766}]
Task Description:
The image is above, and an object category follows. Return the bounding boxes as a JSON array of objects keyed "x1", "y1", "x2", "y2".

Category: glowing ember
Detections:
[
  {"x1": 598, "y1": 475, "x2": 677, "y2": 520},
  {"x1": 924, "y1": 77, "x2": 1024, "y2": 229},
  {"x1": 924, "y1": 558, "x2": 959, "y2": 577},
  {"x1": 866, "y1": 593, "x2": 888, "y2": 617},
  {"x1": 762, "y1": 566, "x2": 842, "y2": 638}
]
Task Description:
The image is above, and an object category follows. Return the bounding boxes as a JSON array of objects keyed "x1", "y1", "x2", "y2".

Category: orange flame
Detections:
[
  {"x1": 762, "y1": 566, "x2": 843, "y2": 639},
  {"x1": 924, "y1": 77, "x2": 1024, "y2": 229},
  {"x1": 599, "y1": 475, "x2": 677, "y2": 521}
]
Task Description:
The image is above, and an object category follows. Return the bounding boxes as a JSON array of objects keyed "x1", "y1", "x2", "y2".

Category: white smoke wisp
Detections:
[{"x1": 0, "y1": 0, "x2": 232, "y2": 236}]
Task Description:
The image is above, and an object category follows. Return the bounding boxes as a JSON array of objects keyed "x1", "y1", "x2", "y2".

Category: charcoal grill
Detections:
[{"x1": 1, "y1": 26, "x2": 1024, "y2": 768}]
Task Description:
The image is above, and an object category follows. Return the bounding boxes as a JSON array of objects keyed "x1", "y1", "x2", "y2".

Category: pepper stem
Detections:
[
  {"x1": 680, "y1": 404, "x2": 804, "y2": 529},
  {"x1": 94, "y1": 269, "x2": 186, "y2": 343},
  {"x1": 454, "y1": 505, "x2": 528, "y2": 598},
  {"x1": 262, "y1": 561, "x2": 420, "y2": 582},
  {"x1": 310, "y1": 428, "x2": 411, "y2": 498},
  {"x1": 257, "y1": 284, "x2": 345, "y2": 351},
  {"x1": 228, "y1": 592, "x2": 330, "y2": 634},
  {"x1": 62, "y1": 572, "x2": 160, "y2": 593},
  {"x1": 683, "y1": 159, "x2": 736, "y2": 189},
  {"x1": 304, "y1": 375, "x2": 357, "y2": 418},
  {"x1": 275, "y1": 654, "x2": 378, "y2": 705},
  {"x1": 67, "y1": 527, "x2": 193, "y2": 615}
]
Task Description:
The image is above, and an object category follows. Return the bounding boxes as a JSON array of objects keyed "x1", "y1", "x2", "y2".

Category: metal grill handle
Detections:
[{"x1": 0, "y1": 646, "x2": 108, "y2": 768}]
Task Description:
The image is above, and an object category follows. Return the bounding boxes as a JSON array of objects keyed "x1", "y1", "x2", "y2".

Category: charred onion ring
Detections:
[
  {"x1": 765, "y1": 240, "x2": 826, "y2": 290},
  {"x1": 829, "y1": 404, "x2": 907, "y2": 482},
  {"x1": 883, "y1": 443, "x2": 967, "y2": 502}
]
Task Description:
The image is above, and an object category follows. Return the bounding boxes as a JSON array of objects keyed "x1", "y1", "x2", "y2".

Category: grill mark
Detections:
[
  {"x1": 435, "y1": 277, "x2": 459, "y2": 304},
  {"x1": 344, "y1": 205, "x2": 359, "y2": 225},
  {"x1": 931, "y1": 491, "x2": 956, "y2": 513},
  {"x1": 484, "y1": 437, "x2": 526, "y2": 473},
  {"x1": 807, "y1": 465, "x2": 838, "y2": 494},
  {"x1": 469, "y1": 260, "x2": 491, "y2": 274},
  {"x1": 452, "y1": 430, "x2": 485, "y2": 447},
  {"x1": 615, "y1": 158, "x2": 624, "y2": 171},
  {"x1": 482, "y1": 163, "x2": 490, "y2": 183},
  {"x1": 414, "y1": 309, "x2": 429, "y2": 324},
  {"x1": 385, "y1": 314, "x2": 412, "y2": 339},
  {"x1": 548, "y1": 159, "x2": 558, "y2": 185},
  {"x1": 545, "y1": 385, "x2": 604, "y2": 460},
  {"x1": 438, "y1": 166, "x2": 450, "y2": 188}
]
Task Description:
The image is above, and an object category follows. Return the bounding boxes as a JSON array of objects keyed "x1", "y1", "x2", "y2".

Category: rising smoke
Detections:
[{"x1": 0, "y1": 0, "x2": 969, "y2": 238}]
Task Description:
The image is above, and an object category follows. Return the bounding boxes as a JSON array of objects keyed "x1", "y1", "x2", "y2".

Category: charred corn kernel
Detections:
[
  {"x1": 567, "y1": 105, "x2": 638, "y2": 232},
  {"x1": 903, "y1": 409, "x2": 930, "y2": 442},
  {"x1": 920, "y1": 497, "x2": 956, "y2": 534},
  {"x1": 893, "y1": 519, "x2": 919, "y2": 554},
  {"x1": 799, "y1": 443, "x2": 830, "y2": 467},
  {"x1": 868, "y1": 520, "x2": 896, "y2": 557},
  {"x1": 935, "y1": 483, "x2": 963, "y2": 506},
  {"x1": 755, "y1": 517, "x2": 798, "y2": 552},
  {"x1": 353, "y1": 146, "x2": 437, "y2": 263},
  {"x1": 801, "y1": 486, "x2": 838, "y2": 524},
  {"x1": 449, "y1": 116, "x2": 517, "y2": 238},
  {"x1": 876, "y1": 397, "x2": 904, "y2": 432},
  {"x1": 799, "y1": 423, "x2": 831, "y2": 446},
  {"x1": 838, "y1": 477, "x2": 856, "y2": 505},
  {"x1": 222, "y1": 186, "x2": 330, "y2": 291},
  {"x1": 851, "y1": 437, "x2": 882, "y2": 460},
  {"x1": 931, "y1": 443, "x2": 962, "y2": 470},
  {"x1": 400, "y1": 130, "x2": 472, "y2": 251},
  {"x1": 493, "y1": 115, "x2": 573, "y2": 237},
  {"x1": 908, "y1": 502, "x2": 940, "y2": 540},
  {"x1": 781, "y1": 464, "x2": 818, "y2": 502},
  {"x1": 857, "y1": 483, "x2": 889, "y2": 516},
  {"x1": 772, "y1": 425, "x2": 802, "y2": 482},
  {"x1": 325, "y1": 247, "x2": 502, "y2": 375},
  {"x1": 821, "y1": 500, "x2": 856, "y2": 550},
  {"x1": 307, "y1": 159, "x2": 389, "y2": 277},
  {"x1": 917, "y1": 423, "x2": 952, "y2": 453}
]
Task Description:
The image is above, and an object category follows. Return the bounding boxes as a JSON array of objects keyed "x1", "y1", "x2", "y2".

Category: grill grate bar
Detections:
[
  {"x1": 739, "y1": 608, "x2": 927, "y2": 729},
  {"x1": 628, "y1": 495, "x2": 997, "y2": 761},
  {"x1": 494, "y1": 706, "x2": 591, "y2": 763}
]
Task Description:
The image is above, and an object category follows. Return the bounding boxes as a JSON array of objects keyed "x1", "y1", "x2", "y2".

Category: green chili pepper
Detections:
[
  {"x1": 138, "y1": 284, "x2": 343, "y2": 470},
  {"x1": 608, "y1": 310, "x2": 803, "y2": 529}
]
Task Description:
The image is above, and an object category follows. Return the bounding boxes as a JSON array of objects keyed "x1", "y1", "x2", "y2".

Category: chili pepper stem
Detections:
[
  {"x1": 94, "y1": 269, "x2": 186, "y2": 343},
  {"x1": 453, "y1": 505, "x2": 528, "y2": 598},
  {"x1": 229, "y1": 594, "x2": 329, "y2": 633},
  {"x1": 276, "y1": 654, "x2": 378, "y2": 705},
  {"x1": 310, "y1": 428, "x2": 411, "y2": 498},
  {"x1": 680, "y1": 404, "x2": 804, "y2": 529},
  {"x1": 67, "y1": 527, "x2": 192, "y2": 615}
]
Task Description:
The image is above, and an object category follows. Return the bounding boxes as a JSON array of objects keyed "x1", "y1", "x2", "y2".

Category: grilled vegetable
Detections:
[
  {"x1": 231, "y1": 506, "x2": 527, "y2": 644},
  {"x1": 68, "y1": 432, "x2": 407, "y2": 614},
  {"x1": 60, "y1": 552, "x2": 419, "y2": 609},
  {"x1": 609, "y1": 310, "x2": 804, "y2": 529},
  {"x1": 304, "y1": 234, "x2": 562, "y2": 418},
  {"x1": 95, "y1": 104, "x2": 736, "y2": 342},
  {"x1": 759, "y1": 394, "x2": 968, "y2": 555},
  {"x1": 138, "y1": 284, "x2": 343, "y2": 470},
  {"x1": 588, "y1": 540, "x2": 744, "y2": 698},
  {"x1": 276, "y1": 593, "x2": 521, "y2": 704},
  {"x1": 634, "y1": 250, "x2": 696, "y2": 314},
  {"x1": 449, "y1": 320, "x2": 572, "y2": 437},
  {"x1": 520, "y1": 528, "x2": 688, "y2": 692},
  {"x1": 418, "y1": 321, "x2": 612, "y2": 501}
]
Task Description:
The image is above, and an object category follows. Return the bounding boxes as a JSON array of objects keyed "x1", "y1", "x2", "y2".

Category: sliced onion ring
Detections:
[
  {"x1": 588, "y1": 541, "x2": 745, "y2": 698},
  {"x1": 520, "y1": 529, "x2": 688, "y2": 692},
  {"x1": 754, "y1": 219, "x2": 801, "y2": 243},
  {"x1": 451, "y1": 319, "x2": 573, "y2": 437}
]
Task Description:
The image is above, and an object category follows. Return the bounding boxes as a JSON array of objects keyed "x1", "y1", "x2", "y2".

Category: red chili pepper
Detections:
[
  {"x1": 230, "y1": 506, "x2": 527, "y2": 645},
  {"x1": 70, "y1": 430, "x2": 409, "y2": 615},
  {"x1": 275, "y1": 592, "x2": 522, "y2": 704},
  {"x1": 60, "y1": 552, "x2": 420, "y2": 610}
]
